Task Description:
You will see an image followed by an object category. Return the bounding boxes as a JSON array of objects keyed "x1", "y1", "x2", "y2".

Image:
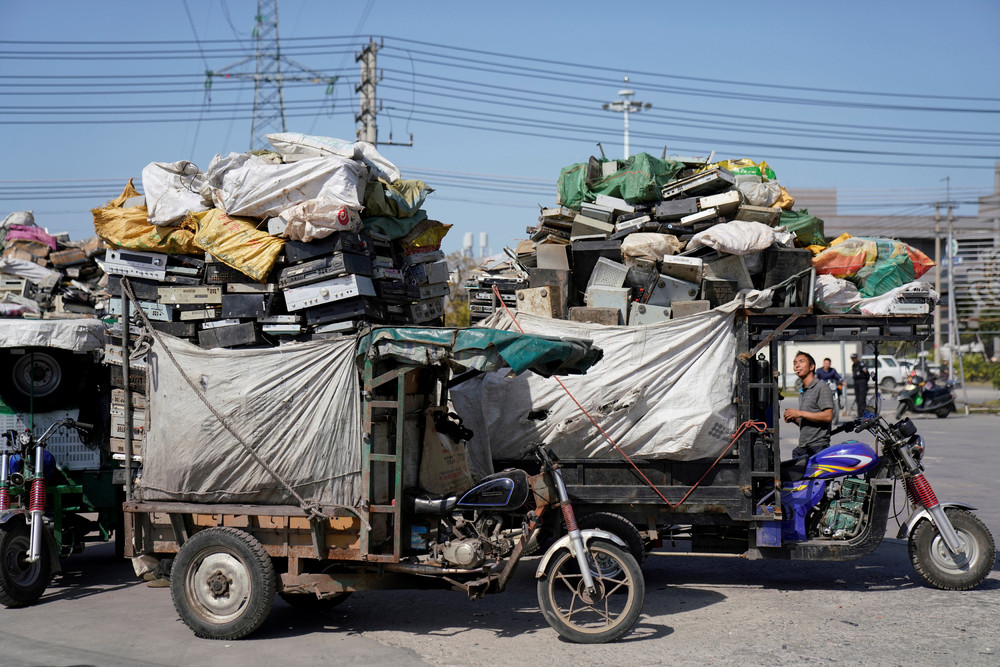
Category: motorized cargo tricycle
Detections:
[
  {"x1": 122, "y1": 325, "x2": 645, "y2": 643},
  {"x1": 489, "y1": 312, "x2": 995, "y2": 592}
]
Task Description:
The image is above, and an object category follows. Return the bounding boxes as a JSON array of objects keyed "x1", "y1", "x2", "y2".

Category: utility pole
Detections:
[
  {"x1": 355, "y1": 38, "x2": 413, "y2": 147},
  {"x1": 602, "y1": 77, "x2": 650, "y2": 159},
  {"x1": 204, "y1": 0, "x2": 338, "y2": 150},
  {"x1": 933, "y1": 204, "x2": 941, "y2": 365}
]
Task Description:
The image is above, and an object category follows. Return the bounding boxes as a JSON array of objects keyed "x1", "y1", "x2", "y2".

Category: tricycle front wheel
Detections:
[
  {"x1": 0, "y1": 521, "x2": 52, "y2": 608},
  {"x1": 909, "y1": 509, "x2": 995, "y2": 590},
  {"x1": 171, "y1": 527, "x2": 276, "y2": 640},
  {"x1": 537, "y1": 539, "x2": 644, "y2": 643}
]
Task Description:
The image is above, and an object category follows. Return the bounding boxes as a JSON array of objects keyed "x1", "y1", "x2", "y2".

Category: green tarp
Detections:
[
  {"x1": 356, "y1": 326, "x2": 603, "y2": 377},
  {"x1": 556, "y1": 153, "x2": 682, "y2": 210}
]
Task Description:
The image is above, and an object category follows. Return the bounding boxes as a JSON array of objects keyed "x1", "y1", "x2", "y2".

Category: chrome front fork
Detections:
[{"x1": 551, "y1": 467, "x2": 597, "y2": 593}]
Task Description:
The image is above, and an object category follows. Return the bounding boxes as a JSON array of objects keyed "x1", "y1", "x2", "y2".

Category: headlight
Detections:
[
  {"x1": 17, "y1": 432, "x2": 31, "y2": 447},
  {"x1": 909, "y1": 436, "x2": 925, "y2": 462}
]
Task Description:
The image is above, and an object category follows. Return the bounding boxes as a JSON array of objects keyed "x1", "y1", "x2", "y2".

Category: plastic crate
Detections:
[{"x1": 0, "y1": 407, "x2": 101, "y2": 471}]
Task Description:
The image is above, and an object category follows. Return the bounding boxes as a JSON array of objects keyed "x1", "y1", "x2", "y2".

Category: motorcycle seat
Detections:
[
  {"x1": 780, "y1": 457, "x2": 810, "y2": 482},
  {"x1": 403, "y1": 491, "x2": 459, "y2": 516}
]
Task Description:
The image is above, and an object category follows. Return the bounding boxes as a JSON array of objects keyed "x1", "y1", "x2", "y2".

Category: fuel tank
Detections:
[
  {"x1": 457, "y1": 469, "x2": 530, "y2": 511},
  {"x1": 804, "y1": 441, "x2": 880, "y2": 480}
]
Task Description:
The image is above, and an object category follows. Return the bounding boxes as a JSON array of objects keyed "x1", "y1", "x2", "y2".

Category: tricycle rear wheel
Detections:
[
  {"x1": 537, "y1": 539, "x2": 644, "y2": 643},
  {"x1": 171, "y1": 527, "x2": 276, "y2": 639},
  {"x1": 909, "y1": 509, "x2": 994, "y2": 590},
  {"x1": 0, "y1": 521, "x2": 52, "y2": 608}
]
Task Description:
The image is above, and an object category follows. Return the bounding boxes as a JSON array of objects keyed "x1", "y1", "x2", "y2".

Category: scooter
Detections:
[
  {"x1": 895, "y1": 373, "x2": 955, "y2": 419},
  {"x1": 780, "y1": 410, "x2": 994, "y2": 590}
]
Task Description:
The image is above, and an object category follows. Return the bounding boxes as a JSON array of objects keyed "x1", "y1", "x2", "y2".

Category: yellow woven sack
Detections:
[
  {"x1": 191, "y1": 209, "x2": 284, "y2": 282},
  {"x1": 91, "y1": 180, "x2": 200, "y2": 254}
]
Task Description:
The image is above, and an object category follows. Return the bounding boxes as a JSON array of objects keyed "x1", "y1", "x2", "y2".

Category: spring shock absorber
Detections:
[
  {"x1": 0, "y1": 432, "x2": 12, "y2": 513},
  {"x1": 906, "y1": 474, "x2": 939, "y2": 510},
  {"x1": 27, "y1": 442, "x2": 47, "y2": 563},
  {"x1": 0, "y1": 452, "x2": 9, "y2": 512},
  {"x1": 906, "y1": 473, "x2": 964, "y2": 556}
]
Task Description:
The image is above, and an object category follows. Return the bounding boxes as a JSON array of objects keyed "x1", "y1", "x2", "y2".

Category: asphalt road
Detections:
[{"x1": 0, "y1": 412, "x2": 997, "y2": 666}]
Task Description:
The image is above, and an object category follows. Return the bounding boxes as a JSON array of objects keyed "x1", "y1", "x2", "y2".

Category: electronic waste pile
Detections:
[
  {"x1": 467, "y1": 153, "x2": 937, "y2": 324},
  {"x1": 0, "y1": 211, "x2": 107, "y2": 319},
  {"x1": 92, "y1": 132, "x2": 451, "y2": 349}
]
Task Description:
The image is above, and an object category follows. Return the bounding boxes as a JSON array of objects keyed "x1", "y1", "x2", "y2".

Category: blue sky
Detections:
[{"x1": 2, "y1": 1, "x2": 998, "y2": 254}]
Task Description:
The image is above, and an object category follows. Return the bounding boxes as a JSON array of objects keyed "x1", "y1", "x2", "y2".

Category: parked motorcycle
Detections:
[
  {"x1": 895, "y1": 374, "x2": 955, "y2": 419},
  {"x1": 0, "y1": 418, "x2": 93, "y2": 606},
  {"x1": 780, "y1": 410, "x2": 994, "y2": 590},
  {"x1": 401, "y1": 441, "x2": 645, "y2": 643}
]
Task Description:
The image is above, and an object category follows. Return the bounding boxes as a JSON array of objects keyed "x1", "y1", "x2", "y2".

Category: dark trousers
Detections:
[{"x1": 854, "y1": 383, "x2": 869, "y2": 416}]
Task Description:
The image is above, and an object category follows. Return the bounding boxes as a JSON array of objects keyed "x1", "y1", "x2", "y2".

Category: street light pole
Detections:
[{"x1": 602, "y1": 77, "x2": 651, "y2": 159}]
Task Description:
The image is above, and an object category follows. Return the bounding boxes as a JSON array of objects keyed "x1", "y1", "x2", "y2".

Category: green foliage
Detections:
[{"x1": 961, "y1": 354, "x2": 1000, "y2": 390}]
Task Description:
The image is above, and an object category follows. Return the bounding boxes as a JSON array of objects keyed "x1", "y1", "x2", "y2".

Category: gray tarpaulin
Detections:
[
  {"x1": 0, "y1": 318, "x2": 107, "y2": 352},
  {"x1": 451, "y1": 292, "x2": 771, "y2": 471},
  {"x1": 135, "y1": 335, "x2": 362, "y2": 506}
]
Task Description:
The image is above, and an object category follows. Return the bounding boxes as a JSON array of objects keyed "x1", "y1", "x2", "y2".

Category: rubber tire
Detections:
[
  {"x1": 0, "y1": 522, "x2": 52, "y2": 608},
  {"x1": 538, "y1": 539, "x2": 644, "y2": 644},
  {"x1": 934, "y1": 407, "x2": 951, "y2": 418},
  {"x1": 895, "y1": 402, "x2": 908, "y2": 420},
  {"x1": 908, "y1": 508, "x2": 995, "y2": 591},
  {"x1": 171, "y1": 527, "x2": 276, "y2": 640},
  {"x1": 0, "y1": 348, "x2": 74, "y2": 412},
  {"x1": 880, "y1": 377, "x2": 897, "y2": 391},
  {"x1": 577, "y1": 512, "x2": 646, "y2": 564},
  {"x1": 278, "y1": 591, "x2": 351, "y2": 611}
]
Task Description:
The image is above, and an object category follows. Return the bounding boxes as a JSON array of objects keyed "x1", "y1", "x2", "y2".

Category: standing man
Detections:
[
  {"x1": 783, "y1": 351, "x2": 834, "y2": 460},
  {"x1": 851, "y1": 353, "x2": 870, "y2": 417}
]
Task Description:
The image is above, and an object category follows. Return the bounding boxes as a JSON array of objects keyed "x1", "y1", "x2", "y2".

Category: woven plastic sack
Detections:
[
  {"x1": 279, "y1": 199, "x2": 362, "y2": 242},
  {"x1": 687, "y1": 220, "x2": 775, "y2": 255},
  {"x1": 774, "y1": 185, "x2": 795, "y2": 210},
  {"x1": 399, "y1": 219, "x2": 452, "y2": 254},
  {"x1": 191, "y1": 209, "x2": 284, "y2": 282},
  {"x1": 708, "y1": 159, "x2": 776, "y2": 181},
  {"x1": 813, "y1": 274, "x2": 863, "y2": 313},
  {"x1": 812, "y1": 238, "x2": 876, "y2": 278},
  {"x1": 206, "y1": 152, "x2": 365, "y2": 218},
  {"x1": 6, "y1": 224, "x2": 58, "y2": 251},
  {"x1": 621, "y1": 233, "x2": 683, "y2": 261},
  {"x1": 364, "y1": 179, "x2": 432, "y2": 219},
  {"x1": 779, "y1": 209, "x2": 826, "y2": 247},
  {"x1": 91, "y1": 180, "x2": 200, "y2": 254},
  {"x1": 853, "y1": 254, "x2": 915, "y2": 298},
  {"x1": 557, "y1": 153, "x2": 682, "y2": 209},
  {"x1": 266, "y1": 132, "x2": 401, "y2": 183},
  {"x1": 142, "y1": 160, "x2": 210, "y2": 226}
]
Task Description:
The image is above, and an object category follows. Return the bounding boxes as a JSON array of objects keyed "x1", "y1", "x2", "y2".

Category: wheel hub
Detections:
[
  {"x1": 188, "y1": 552, "x2": 252, "y2": 622},
  {"x1": 578, "y1": 580, "x2": 605, "y2": 605},
  {"x1": 933, "y1": 532, "x2": 973, "y2": 570},
  {"x1": 207, "y1": 571, "x2": 231, "y2": 597}
]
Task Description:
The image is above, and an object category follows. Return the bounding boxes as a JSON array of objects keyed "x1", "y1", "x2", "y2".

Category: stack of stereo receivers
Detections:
[{"x1": 103, "y1": 229, "x2": 449, "y2": 349}]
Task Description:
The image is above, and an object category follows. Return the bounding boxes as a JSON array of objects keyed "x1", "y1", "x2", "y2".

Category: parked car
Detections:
[{"x1": 861, "y1": 354, "x2": 908, "y2": 390}]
